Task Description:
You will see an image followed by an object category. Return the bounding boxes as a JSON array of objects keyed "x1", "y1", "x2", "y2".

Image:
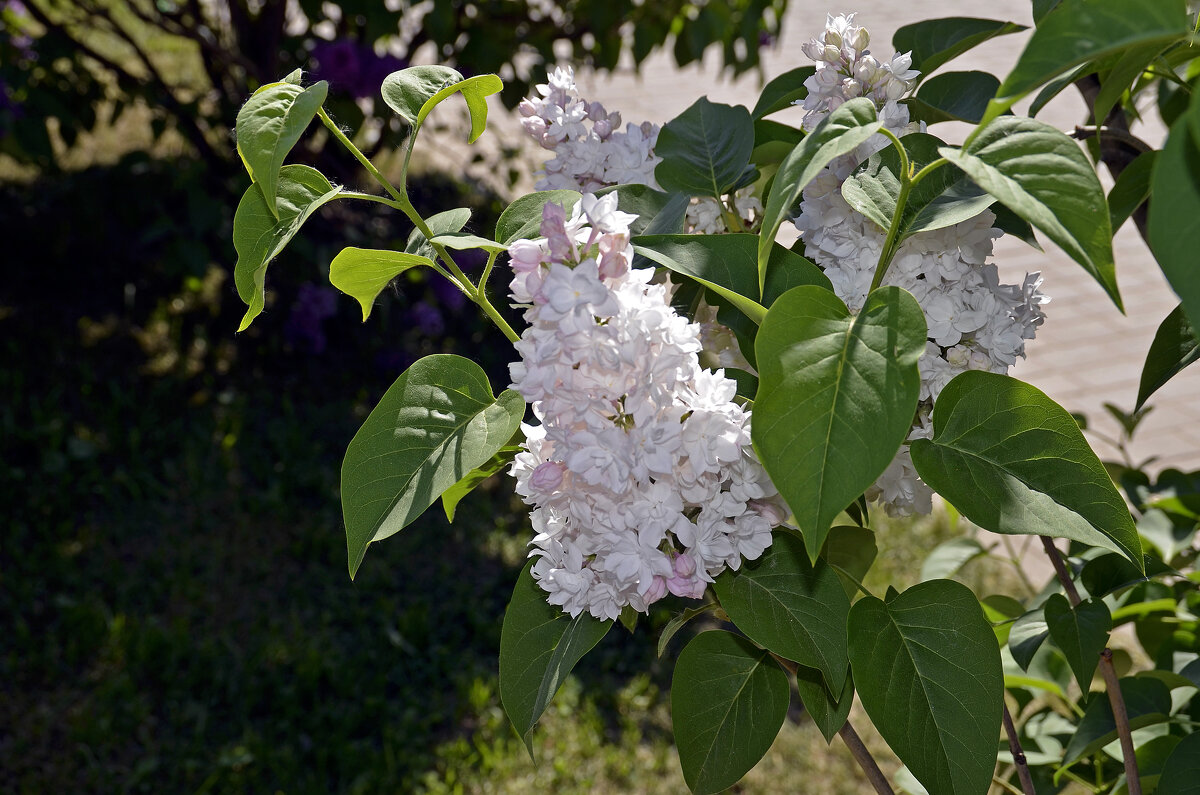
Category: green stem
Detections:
[
  {"x1": 869, "y1": 128, "x2": 913, "y2": 293},
  {"x1": 318, "y1": 107, "x2": 404, "y2": 203},
  {"x1": 339, "y1": 190, "x2": 404, "y2": 211}
]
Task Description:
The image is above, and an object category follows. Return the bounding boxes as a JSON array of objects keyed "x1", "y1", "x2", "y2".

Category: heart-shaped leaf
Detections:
[
  {"x1": 758, "y1": 98, "x2": 881, "y2": 293},
  {"x1": 753, "y1": 285, "x2": 926, "y2": 558},
  {"x1": 940, "y1": 117, "x2": 1121, "y2": 309},
  {"x1": 671, "y1": 630, "x2": 789, "y2": 795},
  {"x1": 417, "y1": 74, "x2": 503, "y2": 142},
  {"x1": 329, "y1": 247, "x2": 435, "y2": 321},
  {"x1": 1137, "y1": 303, "x2": 1200, "y2": 411},
  {"x1": 893, "y1": 17, "x2": 1026, "y2": 78},
  {"x1": 232, "y1": 164, "x2": 341, "y2": 331},
  {"x1": 713, "y1": 532, "x2": 851, "y2": 692},
  {"x1": 381, "y1": 65, "x2": 462, "y2": 127},
  {"x1": 235, "y1": 80, "x2": 328, "y2": 218},
  {"x1": 1158, "y1": 732, "x2": 1200, "y2": 794},
  {"x1": 655, "y1": 97, "x2": 755, "y2": 198},
  {"x1": 341, "y1": 354, "x2": 525, "y2": 577},
  {"x1": 848, "y1": 579, "x2": 1003, "y2": 795},
  {"x1": 905, "y1": 71, "x2": 1000, "y2": 125},
  {"x1": 910, "y1": 371, "x2": 1143, "y2": 568},
  {"x1": 1044, "y1": 594, "x2": 1112, "y2": 693},
  {"x1": 499, "y1": 562, "x2": 612, "y2": 753}
]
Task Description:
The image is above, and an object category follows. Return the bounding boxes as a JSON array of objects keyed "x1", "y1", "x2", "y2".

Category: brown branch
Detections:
[
  {"x1": 1001, "y1": 701, "x2": 1036, "y2": 795},
  {"x1": 838, "y1": 722, "x2": 895, "y2": 795}
]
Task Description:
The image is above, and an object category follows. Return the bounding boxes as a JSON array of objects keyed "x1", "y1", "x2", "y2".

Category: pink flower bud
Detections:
[
  {"x1": 644, "y1": 575, "x2": 668, "y2": 604},
  {"x1": 530, "y1": 461, "x2": 566, "y2": 492},
  {"x1": 672, "y1": 551, "x2": 696, "y2": 578},
  {"x1": 518, "y1": 98, "x2": 538, "y2": 117},
  {"x1": 509, "y1": 239, "x2": 544, "y2": 273}
]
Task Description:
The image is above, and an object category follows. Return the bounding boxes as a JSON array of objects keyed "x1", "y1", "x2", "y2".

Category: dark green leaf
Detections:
[
  {"x1": 1062, "y1": 676, "x2": 1172, "y2": 766},
  {"x1": 821, "y1": 525, "x2": 878, "y2": 599},
  {"x1": 892, "y1": 17, "x2": 1026, "y2": 77},
  {"x1": 232, "y1": 165, "x2": 341, "y2": 331},
  {"x1": 848, "y1": 579, "x2": 1003, "y2": 795},
  {"x1": 1009, "y1": 609, "x2": 1051, "y2": 671},
  {"x1": 500, "y1": 562, "x2": 612, "y2": 752},
  {"x1": 329, "y1": 247, "x2": 435, "y2": 321},
  {"x1": 1080, "y1": 552, "x2": 1169, "y2": 598},
  {"x1": 1093, "y1": 41, "x2": 1172, "y2": 128},
  {"x1": 657, "y1": 603, "x2": 720, "y2": 658},
  {"x1": 987, "y1": 0, "x2": 1187, "y2": 123},
  {"x1": 919, "y1": 537, "x2": 986, "y2": 582},
  {"x1": 906, "y1": 71, "x2": 1001, "y2": 124},
  {"x1": 751, "y1": 66, "x2": 816, "y2": 119},
  {"x1": 597, "y1": 183, "x2": 677, "y2": 235},
  {"x1": 1044, "y1": 594, "x2": 1111, "y2": 692},
  {"x1": 441, "y1": 443, "x2": 522, "y2": 522},
  {"x1": 1108, "y1": 149, "x2": 1157, "y2": 234},
  {"x1": 341, "y1": 354, "x2": 525, "y2": 577},
  {"x1": 910, "y1": 372, "x2": 1143, "y2": 568},
  {"x1": 1137, "y1": 304, "x2": 1200, "y2": 410},
  {"x1": 991, "y1": 203, "x2": 1041, "y2": 250},
  {"x1": 794, "y1": 664, "x2": 854, "y2": 743},
  {"x1": 759, "y1": 98, "x2": 881, "y2": 293},
  {"x1": 381, "y1": 65, "x2": 462, "y2": 127},
  {"x1": 754, "y1": 286, "x2": 925, "y2": 558},
  {"x1": 671, "y1": 630, "x2": 789, "y2": 795},
  {"x1": 751, "y1": 119, "x2": 804, "y2": 170},
  {"x1": 713, "y1": 532, "x2": 851, "y2": 692},
  {"x1": 655, "y1": 97, "x2": 755, "y2": 198},
  {"x1": 495, "y1": 190, "x2": 580, "y2": 244},
  {"x1": 940, "y1": 117, "x2": 1121, "y2": 309},
  {"x1": 1158, "y1": 731, "x2": 1200, "y2": 793},
  {"x1": 1149, "y1": 91, "x2": 1200, "y2": 332},
  {"x1": 235, "y1": 80, "x2": 328, "y2": 218}
]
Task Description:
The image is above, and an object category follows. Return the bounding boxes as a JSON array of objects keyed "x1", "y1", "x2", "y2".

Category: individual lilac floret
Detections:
[{"x1": 506, "y1": 193, "x2": 789, "y2": 620}]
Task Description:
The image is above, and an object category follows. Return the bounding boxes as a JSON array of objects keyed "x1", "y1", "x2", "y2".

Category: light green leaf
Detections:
[
  {"x1": 671, "y1": 630, "x2": 789, "y2": 795},
  {"x1": 1149, "y1": 90, "x2": 1200, "y2": 332},
  {"x1": 407, "y1": 207, "x2": 471, "y2": 260},
  {"x1": 905, "y1": 71, "x2": 1001, "y2": 125},
  {"x1": 985, "y1": 0, "x2": 1187, "y2": 125},
  {"x1": 1044, "y1": 594, "x2": 1112, "y2": 693},
  {"x1": 848, "y1": 579, "x2": 1003, "y2": 795},
  {"x1": 341, "y1": 354, "x2": 525, "y2": 577},
  {"x1": 430, "y1": 232, "x2": 507, "y2": 253},
  {"x1": 753, "y1": 286, "x2": 925, "y2": 558},
  {"x1": 235, "y1": 80, "x2": 328, "y2": 218},
  {"x1": 713, "y1": 532, "x2": 851, "y2": 692},
  {"x1": 751, "y1": 66, "x2": 816, "y2": 119},
  {"x1": 416, "y1": 74, "x2": 504, "y2": 143},
  {"x1": 940, "y1": 117, "x2": 1121, "y2": 309},
  {"x1": 843, "y1": 133, "x2": 995, "y2": 241},
  {"x1": 440, "y1": 442, "x2": 522, "y2": 522},
  {"x1": 892, "y1": 17, "x2": 1026, "y2": 78},
  {"x1": 758, "y1": 98, "x2": 881, "y2": 294},
  {"x1": 794, "y1": 664, "x2": 854, "y2": 743},
  {"x1": 654, "y1": 97, "x2": 755, "y2": 198},
  {"x1": 1062, "y1": 676, "x2": 1172, "y2": 767},
  {"x1": 1158, "y1": 732, "x2": 1200, "y2": 793},
  {"x1": 919, "y1": 537, "x2": 987, "y2": 582},
  {"x1": 329, "y1": 247, "x2": 435, "y2": 321},
  {"x1": 232, "y1": 165, "x2": 341, "y2": 331},
  {"x1": 911, "y1": 372, "x2": 1142, "y2": 568},
  {"x1": 381, "y1": 65, "x2": 462, "y2": 127},
  {"x1": 1137, "y1": 303, "x2": 1200, "y2": 411},
  {"x1": 499, "y1": 562, "x2": 612, "y2": 753},
  {"x1": 495, "y1": 190, "x2": 581, "y2": 244},
  {"x1": 1109, "y1": 149, "x2": 1157, "y2": 234}
]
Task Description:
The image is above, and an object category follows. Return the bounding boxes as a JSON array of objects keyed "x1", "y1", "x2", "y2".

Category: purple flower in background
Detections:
[
  {"x1": 311, "y1": 38, "x2": 408, "y2": 100},
  {"x1": 430, "y1": 277, "x2": 467, "y2": 313},
  {"x1": 407, "y1": 301, "x2": 445, "y2": 336},
  {"x1": 284, "y1": 283, "x2": 338, "y2": 354}
]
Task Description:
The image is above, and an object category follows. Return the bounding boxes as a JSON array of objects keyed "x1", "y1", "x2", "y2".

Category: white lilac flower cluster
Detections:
[
  {"x1": 685, "y1": 189, "x2": 764, "y2": 235},
  {"x1": 794, "y1": 13, "x2": 1050, "y2": 516},
  {"x1": 518, "y1": 66, "x2": 662, "y2": 192},
  {"x1": 506, "y1": 193, "x2": 788, "y2": 619}
]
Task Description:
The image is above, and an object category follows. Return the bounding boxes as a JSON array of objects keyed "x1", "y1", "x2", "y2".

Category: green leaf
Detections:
[
  {"x1": 794, "y1": 664, "x2": 854, "y2": 743},
  {"x1": 1009, "y1": 609, "x2": 1051, "y2": 671},
  {"x1": 1044, "y1": 594, "x2": 1112, "y2": 693},
  {"x1": 892, "y1": 18, "x2": 1026, "y2": 77},
  {"x1": 751, "y1": 66, "x2": 816, "y2": 119},
  {"x1": 441, "y1": 443, "x2": 522, "y2": 522},
  {"x1": 495, "y1": 190, "x2": 580, "y2": 244},
  {"x1": 991, "y1": 203, "x2": 1041, "y2": 250},
  {"x1": 986, "y1": 0, "x2": 1187, "y2": 124},
  {"x1": 654, "y1": 97, "x2": 755, "y2": 198},
  {"x1": 232, "y1": 165, "x2": 341, "y2": 331},
  {"x1": 848, "y1": 579, "x2": 1003, "y2": 795},
  {"x1": 341, "y1": 354, "x2": 525, "y2": 577},
  {"x1": 1080, "y1": 552, "x2": 1169, "y2": 598},
  {"x1": 417, "y1": 74, "x2": 504, "y2": 143},
  {"x1": 910, "y1": 371, "x2": 1143, "y2": 568},
  {"x1": 759, "y1": 98, "x2": 881, "y2": 293},
  {"x1": 1158, "y1": 731, "x2": 1200, "y2": 794},
  {"x1": 753, "y1": 286, "x2": 926, "y2": 558},
  {"x1": 657, "y1": 603, "x2": 720, "y2": 658},
  {"x1": 1062, "y1": 676, "x2": 1172, "y2": 767},
  {"x1": 235, "y1": 80, "x2": 328, "y2": 218},
  {"x1": 751, "y1": 119, "x2": 805, "y2": 170},
  {"x1": 843, "y1": 133, "x2": 995, "y2": 241},
  {"x1": 919, "y1": 537, "x2": 986, "y2": 582},
  {"x1": 713, "y1": 532, "x2": 851, "y2": 692},
  {"x1": 1108, "y1": 149, "x2": 1157, "y2": 234},
  {"x1": 406, "y1": 207, "x2": 471, "y2": 261},
  {"x1": 1093, "y1": 41, "x2": 1173, "y2": 128},
  {"x1": 430, "y1": 232, "x2": 507, "y2": 253},
  {"x1": 821, "y1": 525, "x2": 878, "y2": 599},
  {"x1": 905, "y1": 71, "x2": 1000, "y2": 125},
  {"x1": 1137, "y1": 304, "x2": 1200, "y2": 410},
  {"x1": 329, "y1": 247, "x2": 435, "y2": 321},
  {"x1": 598, "y1": 183, "x2": 680, "y2": 235},
  {"x1": 940, "y1": 117, "x2": 1121, "y2": 309},
  {"x1": 1149, "y1": 91, "x2": 1200, "y2": 332},
  {"x1": 381, "y1": 65, "x2": 463, "y2": 127},
  {"x1": 981, "y1": 594, "x2": 1024, "y2": 646},
  {"x1": 671, "y1": 630, "x2": 789, "y2": 795},
  {"x1": 499, "y1": 562, "x2": 612, "y2": 753}
]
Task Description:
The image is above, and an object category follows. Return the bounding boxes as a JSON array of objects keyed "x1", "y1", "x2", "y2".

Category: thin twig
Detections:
[
  {"x1": 838, "y1": 721, "x2": 895, "y2": 795},
  {"x1": 1039, "y1": 536, "x2": 1082, "y2": 605},
  {"x1": 1001, "y1": 701, "x2": 1036, "y2": 795}
]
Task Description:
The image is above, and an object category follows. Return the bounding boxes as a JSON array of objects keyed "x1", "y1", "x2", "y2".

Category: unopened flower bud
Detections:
[
  {"x1": 518, "y1": 98, "x2": 538, "y2": 117},
  {"x1": 850, "y1": 27, "x2": 869, "y2": 52},
  {"x1": 530, "y1": 461, "x2": 567, "y2": 492}
]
